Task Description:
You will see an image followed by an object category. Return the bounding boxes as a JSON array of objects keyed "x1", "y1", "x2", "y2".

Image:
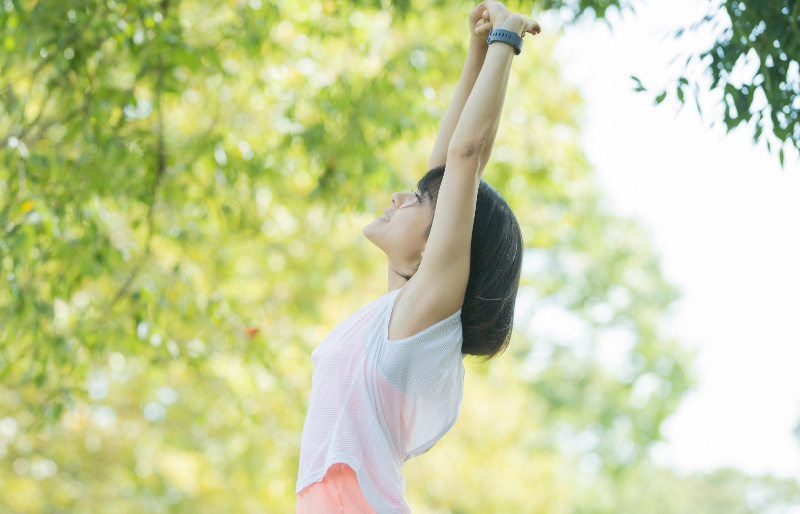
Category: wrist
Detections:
[
  {"x1": 469, "y1": 34, "x2": 489, "y2": 51},
  {"x1": 496, "y1": 14, "x2": 526, "y2": 36}
]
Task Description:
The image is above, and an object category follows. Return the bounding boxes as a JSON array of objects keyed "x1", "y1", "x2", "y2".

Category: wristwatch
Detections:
[{"x1": 487, "y1": 28, "x2": 523, "y2": 55}]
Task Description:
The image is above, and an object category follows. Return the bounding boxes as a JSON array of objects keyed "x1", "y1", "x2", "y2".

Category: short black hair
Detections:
[{"x1": 414, "y1": 165, "x2": 523, "y2": 358}]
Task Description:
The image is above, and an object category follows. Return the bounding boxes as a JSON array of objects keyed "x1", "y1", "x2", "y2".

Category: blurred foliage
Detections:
[
  {"x1": 1, "y1": 0, "x2": 798, "y2": 512},
  {"x1": 633, "y1": 0, "x2": 800, "y2": 167}
]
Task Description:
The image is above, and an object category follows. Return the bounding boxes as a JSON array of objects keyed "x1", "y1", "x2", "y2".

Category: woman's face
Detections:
[{"x1": 363, "y1": 189, "x2": 434, "y2": 271}]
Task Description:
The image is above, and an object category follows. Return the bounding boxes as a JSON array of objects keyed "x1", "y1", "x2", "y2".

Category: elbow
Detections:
[{"x1": 447, "y1": 139, "x2": 484, "y2": 161}]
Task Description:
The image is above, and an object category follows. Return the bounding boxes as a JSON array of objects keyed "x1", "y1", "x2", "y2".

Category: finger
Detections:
[
  {"x1": 472, "y1": 1, "x2": 487, "y2": 17},
  {"x1": 475, "y1": 22, "x2": 493, "y2": 34}
]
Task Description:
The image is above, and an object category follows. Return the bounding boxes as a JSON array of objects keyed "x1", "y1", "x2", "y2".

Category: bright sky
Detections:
[{"x1": 548, "y1": 0, "x2": 800, "y2": 480}]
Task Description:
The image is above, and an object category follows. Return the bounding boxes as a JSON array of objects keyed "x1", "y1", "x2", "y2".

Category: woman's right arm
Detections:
[{"x1": 427, "y1": 2, "x2": 491, "y2": 171}]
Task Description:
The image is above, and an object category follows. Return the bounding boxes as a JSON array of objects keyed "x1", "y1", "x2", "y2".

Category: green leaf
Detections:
[{"x1": 654, "y1": 91, "x2": 667, "y2": 104}]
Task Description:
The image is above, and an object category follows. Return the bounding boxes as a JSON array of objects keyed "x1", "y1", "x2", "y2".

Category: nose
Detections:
[{"x1": 391, "y1": 192, "x2": 400, "y2": 207}]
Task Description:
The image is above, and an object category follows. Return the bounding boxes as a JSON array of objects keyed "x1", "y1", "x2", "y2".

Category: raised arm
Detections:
[
  {"x1": 391, "y1": 4, "x2": 539, "y2": 338},
  {"x1": 427, "y1": 2, "x2": 491, "y2": 170},
  {"x1": 448, "y1": 10, "x2": 539, "y2": 176}
]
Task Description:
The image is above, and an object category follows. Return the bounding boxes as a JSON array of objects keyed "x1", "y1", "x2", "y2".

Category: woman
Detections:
[{"x1": 296, "y1": 2, "x2": 540, "y2": 512}]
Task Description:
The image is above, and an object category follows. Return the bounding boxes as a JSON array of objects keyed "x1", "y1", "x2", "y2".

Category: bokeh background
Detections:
[{"x1": 1, "y1": 0, "x2": 798, "y2": 512}]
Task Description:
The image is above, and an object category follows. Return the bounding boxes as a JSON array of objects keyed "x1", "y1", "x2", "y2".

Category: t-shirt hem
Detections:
[{"x1": 296, "y1": 455, "x2": 409, "y2": 514}]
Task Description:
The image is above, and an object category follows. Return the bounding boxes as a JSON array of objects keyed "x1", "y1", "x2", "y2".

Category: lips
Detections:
[{"x1": 381, "y1": 208, "x2": 391, "y2": 221}]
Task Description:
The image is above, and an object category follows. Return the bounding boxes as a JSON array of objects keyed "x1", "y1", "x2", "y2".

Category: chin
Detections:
[
  {"x1": 363, "y1": 222, "x2": 386, "y2": 251},
  {"x1": 362, "y1": 221, "x2": 377, "y2": 242}
]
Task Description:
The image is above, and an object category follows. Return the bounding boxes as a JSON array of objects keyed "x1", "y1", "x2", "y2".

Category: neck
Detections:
[{"x1": 386, "y1": 266, "x2": 408, "y2": 292}]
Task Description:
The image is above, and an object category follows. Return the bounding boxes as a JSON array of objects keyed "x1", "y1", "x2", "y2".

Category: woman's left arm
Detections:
[
  {"x1": 391, "y1": 5, "x2": 538, "y2": 337},
  {"x1": 427, "y1": 2, "x2": 490, "y2": 170}
]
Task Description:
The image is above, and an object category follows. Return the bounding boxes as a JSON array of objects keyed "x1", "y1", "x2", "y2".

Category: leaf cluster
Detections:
[{"x1": 632, "y1": 0, "x2": 799, "y2": 167}]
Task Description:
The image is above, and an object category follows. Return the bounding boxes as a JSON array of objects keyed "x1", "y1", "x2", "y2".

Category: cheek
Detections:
[
  {"x1": 395, "y1": 214, "x2": 430, "y2": 245},
  {"x1": 376, "y1": 208, "x2": 430, "y2": 239}
]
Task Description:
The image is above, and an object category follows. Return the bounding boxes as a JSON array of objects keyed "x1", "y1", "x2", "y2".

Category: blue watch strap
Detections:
[{"x1": 487, "y1": 28, "x2": 523, "y2": 55}]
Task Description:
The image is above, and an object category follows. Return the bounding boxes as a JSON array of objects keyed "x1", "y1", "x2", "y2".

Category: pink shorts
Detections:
[{"x1": 296, "y1": 463, "x2": 377, "y2": 513}]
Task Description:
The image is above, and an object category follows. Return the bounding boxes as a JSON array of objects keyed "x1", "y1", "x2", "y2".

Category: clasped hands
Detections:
[{"x1": 469, "y1": 0, "x2": 540, "y2": 45}]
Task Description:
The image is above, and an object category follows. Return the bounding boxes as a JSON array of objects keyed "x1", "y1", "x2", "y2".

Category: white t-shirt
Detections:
[{"x1": 296, "y1": 287, "x2": 465, "y2": 513}]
